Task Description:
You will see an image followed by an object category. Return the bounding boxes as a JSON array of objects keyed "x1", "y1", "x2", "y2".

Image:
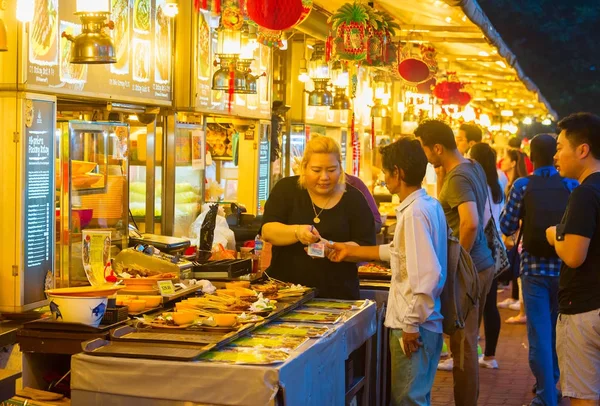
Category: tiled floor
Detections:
[{"x1": 431, "y1": 292, "x2": 567, "y2": 406}]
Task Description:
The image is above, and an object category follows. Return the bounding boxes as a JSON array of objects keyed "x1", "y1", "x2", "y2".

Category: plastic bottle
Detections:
[{"x1": 253, "y1": 235, "x2": 264, "y2": 273}]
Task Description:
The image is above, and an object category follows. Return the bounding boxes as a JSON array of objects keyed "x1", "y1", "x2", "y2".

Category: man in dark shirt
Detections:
[
  {"x1": 415, "y1": 120, "x2": 494, "y2": 406},
  {"x1": 546, "y1": 112, "x2": 600, "y2": 406}
]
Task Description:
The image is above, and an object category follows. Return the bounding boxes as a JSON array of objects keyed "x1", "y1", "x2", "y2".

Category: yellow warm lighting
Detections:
[
  {"x1": 163, "y1": 2, "x2": 178, "y2": 17},
  {"x1": 16, "y1": 0, "x2": 35, "y2": 22},
  {"x1": 523, "y1": 117, "x2": 533, "y2": 125},
  {"x1": 76, "y1": 0, "x2": 109, "y2": 13},
  {"x1": 462, "y1": 106, "x2": 476, "y2": 122},
  {"x1": 397, "y1": 102, "x2": 406, "y2": 114},
  {"x1": 496, "y1": 60, "x2": 507, "y2": 69},
  {"x1": 542, "y1": 118, "x2": 552, "y2": 126},
  {"x1": 298, "y1": 71, "x2": 310, "y2": 83},
  {"x1": 478, "y1": 51, "x2": 489, "y2": 57},
  {"x1": 501, "y1": 110, "x2": 514, "y2": 117},
  {"x1": 505, "y1": 123, "x2": 518, "y2": 134},
  {"x1": 217, "y1": 28, "x2": 241, "y2": 55},
  {"x1": 479, "y1": 114, "x2": 491, "y2": 127}
]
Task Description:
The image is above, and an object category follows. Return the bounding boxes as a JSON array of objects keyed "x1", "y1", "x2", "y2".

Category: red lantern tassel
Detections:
[
  {"x1": 371, "y1": 117, "x2": 375, "y2": 150},
  {"x1": 199, "y1": 0, "x2": 207, "y2": 10},
  {"x1": 351, "y1": 112, "x2": 358, "y2": 176},
  {"x1": 228, "y1": 64, "x2": 234, "y2": 113},
  {"x1": 325, "y1": 35, "x2": 333, "y2": 63},
  {"x1": 215, "y1": 0, "x2": 221, "y2": 14}
]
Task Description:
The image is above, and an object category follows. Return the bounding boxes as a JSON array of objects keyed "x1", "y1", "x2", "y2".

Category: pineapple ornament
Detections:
[
  {"x1": 364, "y1": 8, "x2": 400, "y2": 67},
  {"x1": 329, "y1": 2, "x2": 370, "y2": 61}
]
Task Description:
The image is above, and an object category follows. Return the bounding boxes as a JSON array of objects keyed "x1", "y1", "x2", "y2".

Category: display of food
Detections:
[
  {"x1": 304, "y1": 299, "x2": 367, "y2": 311},
  {"x1": 254, "y1": 323, "x2": 330, "y2": 338},
  {"x1": 231, "y1": 335, "x2": 308, "y2": 350},
  {"x1": 59, "y1": 22, "x2": 88, "y2": 84},
  {"x1": 279, "y1": 311, "x2": 343, "y2": 324},
  {"x1": 206, "y1": 123, "x2": 233, "y2": 159},
  {"x1": 155, "y1": 0, "x2": 172, "y2": 83},
  {"x1": 175, "y1": 290, "x2": 275, "y2": 315},
  {"x1": 199, "y1": 347, "x2": 290, "y2": 365},
  {"x1": 111, "y1": 0, "x2": 130, "y2": 73},
  {"x1": 358, "y1": 263, "x2": 392, "y2": 276},
  {"x1": 133, "y1": 0, "x2": 151, "y2": 33},
  {"x1": 30, "y1": 0, "x2": 59, "y2": 65},
  {"x1": 132, "y1": 39, "x2": 151, "y2": 82}
]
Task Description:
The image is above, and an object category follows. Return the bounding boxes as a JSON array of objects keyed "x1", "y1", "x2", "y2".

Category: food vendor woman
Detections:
[{"x1": 261, "y1": 136, "x2": 376, "y2": 299}]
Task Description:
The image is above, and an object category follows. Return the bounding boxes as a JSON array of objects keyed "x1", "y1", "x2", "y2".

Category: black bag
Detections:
[{"x1": 522, "y1": 174, "x2": 570, "y2": 258}]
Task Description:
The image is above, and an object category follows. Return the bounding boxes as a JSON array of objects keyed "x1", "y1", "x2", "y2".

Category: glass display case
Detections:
[{"x1": 56, "y1": 121, "x2": 129, "y2": 287}]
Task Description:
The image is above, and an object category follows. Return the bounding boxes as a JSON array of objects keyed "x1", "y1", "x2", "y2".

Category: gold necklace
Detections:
[{"x1": 310, "y1": 193, "x2": 333, "y2": 224}]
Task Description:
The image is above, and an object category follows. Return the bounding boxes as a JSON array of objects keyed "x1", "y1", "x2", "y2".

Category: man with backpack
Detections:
[
  {"x1": 546, "y1": 113, "x2": 600, "y2": 406},
  {"x1": 416, "y1": 120, "x2": 495, "y2": 406},
  {"x1": 325, "y1": 138, "x2": 448, "y2": 405},
  {"x1": 499, "y1": 134, "x2": 577, "y2": 406}
]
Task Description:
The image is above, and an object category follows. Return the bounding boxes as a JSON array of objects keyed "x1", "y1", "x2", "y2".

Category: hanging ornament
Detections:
[
  {"x1": 221, "y1": 4, "x2": 244, "y2": 30},
  {"x1": 364, "y1": 8, "x2": 399, "y2": 67},
  {"x1": 397, "y1": 41, "x2": 430, "y2": 83},
  {"x1": 295, "y1": 0, "x2": 313, "y2": 26},
  {"x1": 246, "y1": 0, "x2": 304, "y2": 31},
  {"x1": 257, "y1": 27, "x2": 283, "y2": 47},
  {"x1": 417, "y1": 77, "x2": 437, "y2": 94},
  {"x1": 457, "y1": 91, "x2": 472, "y2": 106},
  {"x1": 329, "y1": 2, "x2": 370, "y2": 61}
]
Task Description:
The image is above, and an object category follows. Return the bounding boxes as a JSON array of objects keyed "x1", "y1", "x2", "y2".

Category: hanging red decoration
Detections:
[
  {"x1": 246, "y1": 0, "x2": 304, "y2": 31},
  {"x1": 433, "y1": 80, "x2": 462, "y2": 101},
  {"x1": 397, "y1": 43, "x2": 438, "y2": 84},
  {"x1": 257, "y1": 27, "x2": 284, "y2": 48},
  {"x1": 364, "y1": 8, "x2": 399, "y2": 67},
  {"x1": 295, "y1": 0, "x2": 313, "y2": 27},
  {"x1": 329, "y1": 2, "x2": 370, "y2": 61},
  {"x1": 457, "y1": 91, "x2": 472, "y2": 106},
  {"x1": 221, "y1": 5, "x2": 244, "y2": 30}
]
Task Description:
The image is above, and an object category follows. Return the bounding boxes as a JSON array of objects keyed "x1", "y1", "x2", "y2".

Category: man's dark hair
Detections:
[
  {"x1": 459, "y1": 123, "x2": 483, "y2": 144},
  {"x1": 414, "y1": 120, "x2": 457, "y2": 150},
  {"x1": 508, "y1": 137, "x2": 522, "y2": 149},
  {"x1": 380, "y1": 137, "x2": 428, "y2": 187},
  {"x1": 529, "y1": 134, "x2": 557, "y2": 167},
  {"x1": 557, "y1": 112, "x2": 600, "y2": 159}
]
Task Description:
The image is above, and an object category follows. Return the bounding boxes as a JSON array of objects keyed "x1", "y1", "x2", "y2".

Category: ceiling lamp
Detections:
[
  {"x1": 0, "y1": 18, "x2": 7, "y2": 52},
  {"x1": 330, "y1": 60, "x2": 351, "y2": 110},
  {"x1": 162, "y1": 0, "x2": 178, "y2": 17},
  {"x1": 371, "y1": 72, "x2": 392, "y2": 117},
  {"x1": 307, "y1": 42, "x2": 332, "y2": 107},
  {"x1": 212, "y1": 21, "x2": 245, "y2": 93},
  {"x1": 62, "y1": 0, "x2": 116, "y2": 63}
]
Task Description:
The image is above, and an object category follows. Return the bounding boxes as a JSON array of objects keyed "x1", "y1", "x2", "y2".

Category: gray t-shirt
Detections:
[{"x1": 439, "y1": 161, "x2": 494, "y2": 272}]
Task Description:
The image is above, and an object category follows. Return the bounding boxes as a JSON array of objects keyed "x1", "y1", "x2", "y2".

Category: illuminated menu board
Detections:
[
  {"x1": 23, "y1": 99, "x2": 55, "y2": 304},
  {"x1": 26, "y1": 0, "x2": 173, "y2": 105}
]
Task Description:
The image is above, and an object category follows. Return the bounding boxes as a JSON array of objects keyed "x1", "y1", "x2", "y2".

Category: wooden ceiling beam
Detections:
[{"x1": 399, "y1": 24, "x2": 481, "y2": 33}]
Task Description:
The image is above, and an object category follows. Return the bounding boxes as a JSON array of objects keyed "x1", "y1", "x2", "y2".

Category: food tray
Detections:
[
  {"x1": 253, "y1": 323, "x2": 331, "y2": 338},
  {"x1": 279, "y1": 311, "x2": 343, "y2": 324},
  {"x1": 82, "y1": 338, "x2": 207, "y2": 361},
  {"x1": 303, "y1": 299, "x2": 367, "y2": 311},
  {"x1": 192, "y1": 259, "x2": 252, "y2": 279},
  {"x1": 199, "y1": 347, "x2": 290, "y2": 365},
  {"x1": 231, "y1": 335, "x2": 309, "y2": 350},
  {"x1": 113, "y1": 323, "x2": 255, "y2": 347},
  {"x1": 22, "y1": 318, "x2": 128, "y2": 333}
]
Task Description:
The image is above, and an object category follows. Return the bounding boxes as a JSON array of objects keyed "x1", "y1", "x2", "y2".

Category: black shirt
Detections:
[
  {"x1": 262, "y1": 176, "x2": 376, "y2": 300},
  {"x1": 558, "y1": 172, "x2": 600, "y2": 314}
]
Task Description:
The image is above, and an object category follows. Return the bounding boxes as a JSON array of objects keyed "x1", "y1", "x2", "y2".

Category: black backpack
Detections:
[{"x1": 522, "y1": 174, "x2": 571, "y2": 258}]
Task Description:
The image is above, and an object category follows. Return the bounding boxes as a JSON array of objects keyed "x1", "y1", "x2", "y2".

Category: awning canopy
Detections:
[{"x1": 314, "y1": 0, "x2": 556, "y2": 120}]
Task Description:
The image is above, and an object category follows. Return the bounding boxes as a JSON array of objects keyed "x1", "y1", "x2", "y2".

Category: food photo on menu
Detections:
[
  {"x1": 197, "y1": 11, "x2": 211, "y2": 80},
  {"x1": 59, "y1": 21, "x2": 88, "y2": 86},
  {"x1": 155, "y1": 0, "x2": 172, "y2": 83},
  {"x1": 110, "y1": 0, "x2": 131, "y2": 74},
  {"x1": 29, "y1": 0, "x2": 59, "y2": 66},
  {"x1": 132, "y1": 38, "x2": 151, "y2": 83},
  {"x1": 133, "y1": 0, "x2": 151, "y2": 34}
]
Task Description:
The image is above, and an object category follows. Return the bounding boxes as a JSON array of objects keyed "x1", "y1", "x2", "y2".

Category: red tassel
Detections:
[
  {"x1": 200, "y1": 0, "x2": 207, "y2": 10},
  {"x1": 371, "y1": 117, "x2": 375, "y2": 150},
  {"x1": 228, "y1": 63, "x2": 234, "y2": 112},
  {"x1": 239, "y1": 0, "x2": 246, "y2": 15},
  {"x1": 325, "y1": 35, "x2": 332, "y2": 63},
  {"x1": 351, "y1": 113, "x2": 359, "y2": 176},
  {"x1": 215, "y1": 0, "x2": 221, "y2": 14}
]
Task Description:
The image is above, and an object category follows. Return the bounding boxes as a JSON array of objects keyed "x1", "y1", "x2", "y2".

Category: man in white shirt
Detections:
[{"x1": 327, "y1": 137, "x2": 448, "y2": 405}]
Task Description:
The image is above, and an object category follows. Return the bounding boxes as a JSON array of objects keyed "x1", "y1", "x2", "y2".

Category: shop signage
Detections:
[
  {"x1": 26, "y1": 0, "x2": 173, "y2": 105},
  {"x1": 256, "y1": 126, "x2": 271, "y2": 214},
  {"x1": 23, "y1": 98, "x2": 55, "y2": 304}
]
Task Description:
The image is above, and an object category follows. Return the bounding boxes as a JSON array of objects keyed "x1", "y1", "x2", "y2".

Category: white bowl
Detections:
[{"x1": 47, "y1": 295, "x2": 108, "y2": 327}]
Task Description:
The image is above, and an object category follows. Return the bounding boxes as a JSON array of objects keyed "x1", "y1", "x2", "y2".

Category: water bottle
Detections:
[{"x1": 253, "y1": 235, "x2": 263, "y2": 273}]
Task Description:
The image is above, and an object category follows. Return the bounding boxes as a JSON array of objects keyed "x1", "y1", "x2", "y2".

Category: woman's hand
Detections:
[
  {"x1": 326, "y1": 242, "x2": 351, "y2": 262},
  {"x1": 295, "y1": 225, "x2": 320, "y2": 245}
]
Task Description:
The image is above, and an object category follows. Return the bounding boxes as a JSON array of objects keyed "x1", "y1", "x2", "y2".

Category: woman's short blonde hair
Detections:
[{"x1": 298, "y1": 136, "x2": 345, "y2": 188}]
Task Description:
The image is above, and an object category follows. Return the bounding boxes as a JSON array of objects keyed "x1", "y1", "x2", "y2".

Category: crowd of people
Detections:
[{"x1": 261, "y1": 113, "x2": 600, "y2": 406}]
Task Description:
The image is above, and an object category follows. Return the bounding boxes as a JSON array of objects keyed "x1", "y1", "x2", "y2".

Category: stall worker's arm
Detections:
[
  {"x1": 546, "y1": 187, "x2": 594, "y2": 268},
  {"x1": 401, "y1": 212, "x2": 444, "y2": 357},
  {"x1": 261, "y1": 178, "x2": 320, "y2": 246},
  {"x1": 499, "y1": 181, "x2": 526, "y2": 237}
]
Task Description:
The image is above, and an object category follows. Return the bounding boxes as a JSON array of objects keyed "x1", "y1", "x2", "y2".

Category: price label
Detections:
[{"x1": 157, "y1": 280, "x2": 176, "y2": 296}]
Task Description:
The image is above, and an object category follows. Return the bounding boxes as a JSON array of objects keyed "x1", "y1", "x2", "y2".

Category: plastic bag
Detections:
[{"x1": 189, "y1": 204, "x2": 236, "y2": 251}]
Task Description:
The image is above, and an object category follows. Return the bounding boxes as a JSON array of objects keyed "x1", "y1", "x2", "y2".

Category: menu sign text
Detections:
[
  {"x1": 23, "y1": 99, "x2": 55, "y2": 304},
  {"x1": 26, "y1": 0, "x2": 173, "y2": 105}
]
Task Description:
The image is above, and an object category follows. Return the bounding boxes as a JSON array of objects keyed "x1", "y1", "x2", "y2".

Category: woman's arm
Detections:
[{"x1": 262, "y1": 223, "x2": 320, "y2": 246}]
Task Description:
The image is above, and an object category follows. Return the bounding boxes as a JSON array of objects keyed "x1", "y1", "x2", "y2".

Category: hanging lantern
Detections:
[
  {"x1": 329, "y1": 2, "x2": 369, "y2": 61},
  {"x1": 434, "y1": 72, "x2": 468, "y2": 105},
  {"x1": 371, "y1": 72, "x2": 392, "y2": 117},
  {"x1": 417, "y1": 77, "x2": 436, "y2": 95},
  {"x1": 457, "y1": 91, "x2": 472, "y2": 106},
  {"x1": 257, "y1": 27, "x2": 283, "y2": 48},
  {"x1": 246, "y1": 0, "x2": 304, "y2": 31},
  {"x1": 364, "y1": 9, "x2": 399, "y2": 67},
  {"x1": 397, "y1": 44, "x2": 429, "y2": 83},
  {"x1": 330, "y1": 61, "x2": 351, "y2": 110},
  {"x1": 307, "y1": 42, "x2": 332, "y2": 107}
]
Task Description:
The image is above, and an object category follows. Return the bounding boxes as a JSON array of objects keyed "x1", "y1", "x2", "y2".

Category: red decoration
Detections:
[
  {"x1": 334, "y1": 23, "x2": 368, "y2": 61},
  {"x1": 246, "y1": 0, "x2": 304, "y2": 31},
  {"x1": 371, "y1": 117, "x2": 375, "y2": 150},
  {"x1": 257, "y1": 27, "x2": 283, "y2": 47},
  {"x1": 398, "y1": 58, "x2": 430, "y2": 83},
  {"x1": 457, "y1": 92, "x2": 472, "y2": 106}
]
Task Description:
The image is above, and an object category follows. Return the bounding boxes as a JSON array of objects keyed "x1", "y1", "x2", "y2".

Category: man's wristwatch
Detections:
[{"x1": 555, "y1": 224, "x2": 566, "y2": 242}]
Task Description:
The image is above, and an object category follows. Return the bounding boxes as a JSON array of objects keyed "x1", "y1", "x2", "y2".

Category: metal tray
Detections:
[
  {"x1": 22, "y1": 318, "x2": 128, "y2": 333},
  {"x1": 82, "y1": 338, "x2": 207, "y2": 361}
]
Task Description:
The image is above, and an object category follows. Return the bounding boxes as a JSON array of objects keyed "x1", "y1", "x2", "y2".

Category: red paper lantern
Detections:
[
  {"x1": 398, "y1": 59, "x2": 429, "y2": 83},
  {"x1": 457, "y1": 91, "x2": 472, "y2": 106},
  {"x1": 246, "y1": 0, "x2": 304, "y2": 31},
  {"x1": 433, "y1": 80, "x2": 462, "y2": 101}
]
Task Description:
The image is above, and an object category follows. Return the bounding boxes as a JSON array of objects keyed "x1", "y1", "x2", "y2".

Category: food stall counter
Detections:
[{"x1": 70, "y1": 301, "x2": 377, "y2": 406}]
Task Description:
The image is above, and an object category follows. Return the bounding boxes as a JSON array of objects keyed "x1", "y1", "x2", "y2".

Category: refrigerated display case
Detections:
[{"x1": 56, "y1": 121, "x2": 129, "y2": 287}]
